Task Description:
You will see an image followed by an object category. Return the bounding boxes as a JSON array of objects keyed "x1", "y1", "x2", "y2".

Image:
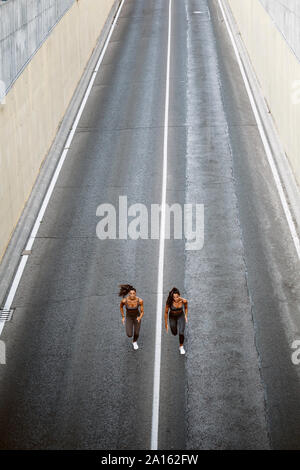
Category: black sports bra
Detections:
[{"x1": 169, "y1": 301, "x2": 184, "y2": 313}]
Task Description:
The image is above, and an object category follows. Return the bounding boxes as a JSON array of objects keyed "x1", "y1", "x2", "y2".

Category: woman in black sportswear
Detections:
[
  {"x1": 119, "y1": 284, "x2": 144, "y2": 350},
  {"x1": 164, "y1": 287, "x2": 188, "y2": 354}
]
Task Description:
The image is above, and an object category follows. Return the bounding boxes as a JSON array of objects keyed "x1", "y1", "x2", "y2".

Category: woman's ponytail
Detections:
[{"x1": 119, "y1": 284, "x2": 136, "y2": 297}]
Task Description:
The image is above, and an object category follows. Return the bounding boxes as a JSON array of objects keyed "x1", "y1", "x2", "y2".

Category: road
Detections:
[{"x1": 0, "y1": 0, "x2": 299, "y2": 450}]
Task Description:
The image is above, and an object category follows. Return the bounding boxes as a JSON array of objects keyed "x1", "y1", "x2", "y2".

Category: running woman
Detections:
[
  {"x1": 164, "y1": 287, "x2": 188, "y2": 355},
  {"x1": 119, "y1": 284, "x2": 144, "y2": 350}
]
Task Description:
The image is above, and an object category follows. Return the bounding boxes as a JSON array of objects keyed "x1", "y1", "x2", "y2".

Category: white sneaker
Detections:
[
  {"x1": 133, "y1": 342, "x2": 139, "y2": 350},
  {"x1": 179, "y1": 346, "x2": 185, "y2": 355}
]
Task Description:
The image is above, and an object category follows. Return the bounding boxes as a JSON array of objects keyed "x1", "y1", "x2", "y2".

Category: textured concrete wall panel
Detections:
[{"x1": 0, "y1": 0, "x2": 75, "y2": 92}]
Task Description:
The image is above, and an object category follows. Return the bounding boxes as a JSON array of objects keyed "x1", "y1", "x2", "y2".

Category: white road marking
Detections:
[
  {"x1": 193, "y1": 9, "x2": 210, "y2": 19},
  {"x1": 218, "y1": 0, "x2": 300, "y2": 260},
  {"x1": 151, "y1": 0, "x2": 172, "y2": 451},
  {"x1": 0, "y1": 0, "x2": 126, "y2": 336}
]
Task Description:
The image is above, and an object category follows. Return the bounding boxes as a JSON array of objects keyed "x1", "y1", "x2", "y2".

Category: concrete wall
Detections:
[
  {"x1": 0, "y1": 0, "x2": 118, "y2": 261},
  {"x1": 227, "y1": 0, "x2": 300, "y2": 189},
  {"x1": 0, "y1": 0, "x2": 75, "y2": 94},
  {"x1": 259, "y1": 0, "x2": 300, "y2": 62}
]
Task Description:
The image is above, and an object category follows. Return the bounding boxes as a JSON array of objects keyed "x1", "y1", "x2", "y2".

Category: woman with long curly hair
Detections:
[
  {"x1": 119, "y1": 284, "x2": 144, "y2": 350},
  {"x1": 164, "y1": 287, "x2": 188, "y2": 354}
]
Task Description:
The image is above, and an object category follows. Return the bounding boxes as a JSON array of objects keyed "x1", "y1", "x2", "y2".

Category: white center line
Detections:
[
  {"x1": 0, "y1": 0, "x2": 126, "y2": 336},
  {"x1": 151, "y1": 0, "x2": 172, "y2": 451}
]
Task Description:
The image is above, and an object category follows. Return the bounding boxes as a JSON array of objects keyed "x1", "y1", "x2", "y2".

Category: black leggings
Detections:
[
  {"x1": 126, "y1": 314, "x2": 141, "y2": 342},
  {"x1": 169, "y1": 312, "x2": 185, "y2": 345}
]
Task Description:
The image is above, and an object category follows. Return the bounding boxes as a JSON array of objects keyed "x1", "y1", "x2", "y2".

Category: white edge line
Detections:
[
  {"x1": 0, "y1": 0, "x2": 126, "y2": 336},
  {"x1": 151, "y1": 0, "x2": 172, "y2": 451},
  {"x1": 218, "y1": 0, "x2": 300, "y2": 260}
]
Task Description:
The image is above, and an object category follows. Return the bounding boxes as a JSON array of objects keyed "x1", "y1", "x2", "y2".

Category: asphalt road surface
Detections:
[{"x1": 0, "y1": 0, "x2": 300, "y2": 450}]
